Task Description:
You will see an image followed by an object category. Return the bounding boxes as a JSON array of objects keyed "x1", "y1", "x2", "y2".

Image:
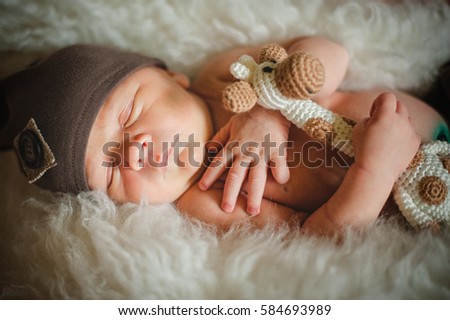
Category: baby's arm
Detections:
[
  {"x1": 286, "y1": 37, "x2": 349, "y2": 101},
  {"x1": 197, "y1": 36, "x2": 349, "y2": 215},
  {"x1": 177, "y1": 181, "x2": 306, "y2": 231},
  {"x1": 302, "y1": 93, "x2": 421, "y2": 236},
  {"x1": 193, "y1": 36, "x2": 349, "y2": 105}
]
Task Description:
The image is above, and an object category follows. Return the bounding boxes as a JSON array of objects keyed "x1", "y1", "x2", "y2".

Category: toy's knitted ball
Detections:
[
  {"x1": 258, "y1": 44, "x2": 288, "y2": 63},
  {"x1": 223, "y1": 81, "x2": 257, "y2": 113},
  {"x1": 275, "y1": 52, "x2": 325, "y2": 99}
]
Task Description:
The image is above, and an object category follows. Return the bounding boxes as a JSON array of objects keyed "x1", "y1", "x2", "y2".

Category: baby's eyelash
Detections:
[
  {"x1": 119, "y1": 92, "x2": 138, "y2": 128},
  {"x1": 106, "y1": 162, "x2": 114, "y2": 190},
  {"x1": 123, "y1": 102, "x2": 143, "y2": 128},
  {"x1": 120, "y1": 104, "x2": 133, "y2": 127}
]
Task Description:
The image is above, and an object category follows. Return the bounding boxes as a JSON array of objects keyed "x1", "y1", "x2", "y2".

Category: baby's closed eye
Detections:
[{"x1": 119, "y1": 91, "x2": 140, "y2": 128}]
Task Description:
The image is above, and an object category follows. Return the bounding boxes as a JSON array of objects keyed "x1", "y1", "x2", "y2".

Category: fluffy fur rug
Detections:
[{"x1": 1, "y1": 0, "x2": 450, "y2": 299}]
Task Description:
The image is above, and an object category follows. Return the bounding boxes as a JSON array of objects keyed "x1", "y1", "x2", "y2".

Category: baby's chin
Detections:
[{"x1": 140, "y1": 175, "x2": 199, "y2": 205}]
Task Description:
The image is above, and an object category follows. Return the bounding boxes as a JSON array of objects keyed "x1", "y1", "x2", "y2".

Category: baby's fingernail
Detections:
[
  {"x1": 222, "y1": 202, "x2": 233, "y2": 213},
  {"x1": 198, "y1": 182, "x2": 207, "y2": 190},
  {"x1": 206, "y1": 143, "x2": 218, "y2": 152},
  {"x1": 247, "y1": 206, "x2": 259, "y2": 215}
]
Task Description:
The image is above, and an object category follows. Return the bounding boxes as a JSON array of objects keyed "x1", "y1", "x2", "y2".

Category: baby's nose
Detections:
[{"x1": 124, "y1": 133, "x2": 151, "y2": 171}]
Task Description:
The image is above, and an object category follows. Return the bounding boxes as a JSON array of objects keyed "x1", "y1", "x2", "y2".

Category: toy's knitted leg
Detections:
[
  {"x1": 393, "y1": 140, "x2": 450, "y2": 231},
  {"x1": 279, "y1": 99, "x2": 356, "y2": 157},
  {"x1": 253, "y1": 69, "x2": 356, "y2": 157}
]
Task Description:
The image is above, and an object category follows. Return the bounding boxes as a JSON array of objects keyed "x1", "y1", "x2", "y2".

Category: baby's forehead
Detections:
[{"x1": 101, "y1": 67, "x2": 151, "y2": 109}]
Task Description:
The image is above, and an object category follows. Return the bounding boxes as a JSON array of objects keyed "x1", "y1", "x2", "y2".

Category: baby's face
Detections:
[{"x1": 85, "y1": 67, "x2": 213, "y2": 203}]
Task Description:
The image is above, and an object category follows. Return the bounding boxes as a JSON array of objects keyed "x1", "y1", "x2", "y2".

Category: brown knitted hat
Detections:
[{"x1": 0, "y1": 44, "x2": 165, "y2": 194}]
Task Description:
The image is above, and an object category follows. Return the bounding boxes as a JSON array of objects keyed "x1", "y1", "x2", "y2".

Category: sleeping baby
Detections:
[{"x1": 0, "y1": 36, "x2": 447, "y2": 236}]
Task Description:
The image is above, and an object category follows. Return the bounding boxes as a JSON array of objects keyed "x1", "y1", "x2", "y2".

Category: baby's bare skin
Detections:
[{"x1": 177, "y1": 37, "x2": 445, "y2": 235}]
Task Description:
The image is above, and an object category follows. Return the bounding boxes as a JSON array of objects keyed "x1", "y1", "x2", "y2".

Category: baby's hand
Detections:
[
  {"x1": 199, "y1": 106, "x2": 291, "y2": 215},
  {"x1": 352, "y1": 92, "x2": 420, "y2": 184}
]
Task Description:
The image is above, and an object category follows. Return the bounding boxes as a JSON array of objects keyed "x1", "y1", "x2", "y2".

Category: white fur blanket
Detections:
[{"x1": 1, "y1": 0, "x2": 450, "y2": 299}]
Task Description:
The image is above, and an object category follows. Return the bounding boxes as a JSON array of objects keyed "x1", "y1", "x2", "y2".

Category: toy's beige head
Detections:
[{"x1": 223, "y1": 44, "x2": 325, "y2": 113}]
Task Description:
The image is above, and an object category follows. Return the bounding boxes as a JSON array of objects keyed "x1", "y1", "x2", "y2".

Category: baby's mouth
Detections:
[
  {"x1": 162, "y1": 146, "x2": 171, "y2": 168},
  {"x1": 160, "y1": 140, "x2": 177, "y2": 170}
]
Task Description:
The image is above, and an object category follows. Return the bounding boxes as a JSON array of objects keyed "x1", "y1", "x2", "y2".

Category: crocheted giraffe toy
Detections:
[{"x1": 223, "y1": 43, "x2": 450, "y2": 231}]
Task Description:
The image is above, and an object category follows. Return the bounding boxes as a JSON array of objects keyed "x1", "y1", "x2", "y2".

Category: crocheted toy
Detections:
[{"x1": 223, "y1": 43, "x2": 450, "y2": 232}]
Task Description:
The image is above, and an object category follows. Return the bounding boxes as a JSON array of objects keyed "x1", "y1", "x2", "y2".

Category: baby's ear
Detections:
[{"x1": 166, "y1": 70, "x2": 191, "y2": 88}]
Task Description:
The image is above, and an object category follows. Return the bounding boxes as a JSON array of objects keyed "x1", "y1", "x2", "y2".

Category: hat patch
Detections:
[{"x1": 13, "y1": 118, "x2": 57, "y2": 183}]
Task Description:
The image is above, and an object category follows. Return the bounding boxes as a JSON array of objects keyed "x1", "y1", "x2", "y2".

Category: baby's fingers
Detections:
[
  {"x1": 370, "y1": 92, "x2": 397, "y2": 119},
  {"x1": 222, "y1": 159, "x2": 251, "y2": 212},
  {"x1": 199, "y1": 147, "x2": 232, "y2": 190},
  {"x1": 246, "y1": 160, "x2": 268, "y2": 215},
  {"x1": 206, "y1": 121, "x2": 230, "y2": 152},
  {"x1": 270, "y1": 151, "x2": 290, "y2": 184},
  {"x1": 395, "y1": 100, "x2": 409, "y2": 118}
]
